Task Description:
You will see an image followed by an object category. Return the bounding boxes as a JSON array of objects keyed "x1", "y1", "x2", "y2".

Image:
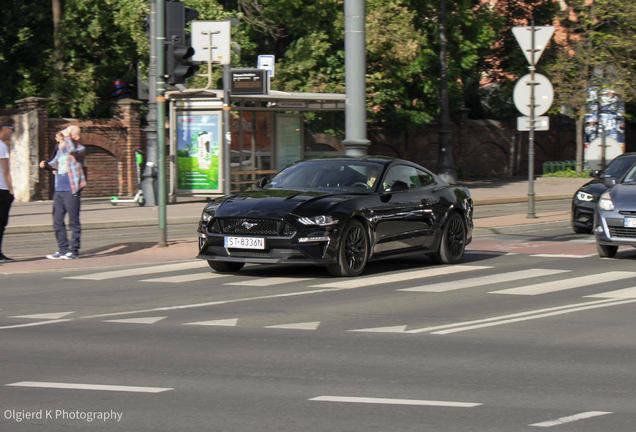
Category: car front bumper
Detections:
[{"x1": 594, "y1": 210, "x2": 636, "y2": 247}]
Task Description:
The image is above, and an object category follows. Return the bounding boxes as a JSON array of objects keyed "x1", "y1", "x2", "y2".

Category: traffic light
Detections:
[{"x1": 164, "y1": 2, "x2": 199, "y2": 85}]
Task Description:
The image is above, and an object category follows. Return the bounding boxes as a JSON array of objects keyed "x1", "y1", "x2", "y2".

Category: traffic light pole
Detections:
[{"x1": 156, "y1": 0, "x2": 168, "y2": 247}]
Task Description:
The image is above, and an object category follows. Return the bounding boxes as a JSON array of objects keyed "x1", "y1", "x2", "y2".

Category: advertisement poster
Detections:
[
  {"x1": 584, "y1": 88, "x2": 625, "y2": 169},
  {"x1": 176, "y1": 113, "x2": 221, "y2": 191}
]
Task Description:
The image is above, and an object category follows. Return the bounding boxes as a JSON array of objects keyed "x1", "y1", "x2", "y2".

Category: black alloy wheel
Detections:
[
  {"x1": 596, "y1": 243, "x2": 618, "y2": 258},
  {"x1": 208, "y1": 261, "x2": 245, "y2": 273},
  {"x1": 327, "y1": 219, "x2": 369, "y2": 277},
  {"x1": 430, "y1": 212, "x2": 466, "y2": 264}
]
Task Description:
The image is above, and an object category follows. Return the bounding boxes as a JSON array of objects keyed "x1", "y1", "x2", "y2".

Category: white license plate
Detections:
[
  {"x1": 224, "y1": 237, "x2": 265, "y2": 249},
  {"x1": 624, "y1": 218, "x2": 636, "y2": 228}
]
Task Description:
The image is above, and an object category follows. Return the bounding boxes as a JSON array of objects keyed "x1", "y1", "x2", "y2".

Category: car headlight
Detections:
[
  {"x1": 598, "y1": 192, "x2": 615, "y2": 211},
  {"x1": 576, "y1": 191, "x2": 594, "y2": 202},
  {"x1": 297, "y1": 215, "x2": 337, "y2": 226},
  {"x1": 201, "y1": 212, "x2": 212, "y2": 222}
]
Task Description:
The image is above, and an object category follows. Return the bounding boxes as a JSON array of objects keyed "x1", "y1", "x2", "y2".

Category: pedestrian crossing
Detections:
[{"x1": 19, "y1": 261, "x2": 635, "y2": 334}]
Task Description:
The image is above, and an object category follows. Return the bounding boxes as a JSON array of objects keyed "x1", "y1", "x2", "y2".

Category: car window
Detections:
[
  {"x1": 416, "y1": 168, "x2": 434, "y2": 187},
  {"x1": 622, "y1": 164, "x2": 636, "y2": 184},
  {"x1": 604, "y1": 156, "x2": 636, "y2": 178},
  {"x1": 265, "y1": 161, "x2": 383, "y2": 191},
  {"x1": 383, "y1": 165, "x2": 419, "y2": 190}
]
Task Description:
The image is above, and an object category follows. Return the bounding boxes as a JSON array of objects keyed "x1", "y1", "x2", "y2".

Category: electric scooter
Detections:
[{"x1": 110, "y1": 149, "x2": 146, "y2": 206}]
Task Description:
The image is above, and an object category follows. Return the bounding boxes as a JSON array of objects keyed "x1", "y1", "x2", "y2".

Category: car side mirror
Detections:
[
  {"x1": 591, "y1": 170, "x2": 601, "y2": 178},
  {"x1": 256, "y1": 177, "x2": 268, "y2": 189},
  {"x1": 604, "y1": 178, "x2": 616, "y2": 188}
]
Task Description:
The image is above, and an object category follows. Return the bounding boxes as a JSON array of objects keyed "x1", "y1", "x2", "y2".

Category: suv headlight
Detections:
[
  {"x1": 201, "y1": 212, "x2": 212, "y2": 222},
  {"x1": 576, "y1": 191, "x2": 594, "y2": 202},
  {"x1": 297, "y1": 215, "x2": 337, "y2": 226},
  {"x1": 598, "y1": 192, "x2": 615, "y2": 211}
]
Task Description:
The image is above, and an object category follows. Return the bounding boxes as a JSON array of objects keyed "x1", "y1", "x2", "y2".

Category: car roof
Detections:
[{"x1": 297, "y1": 155, "x2": 407, "y2": 167}]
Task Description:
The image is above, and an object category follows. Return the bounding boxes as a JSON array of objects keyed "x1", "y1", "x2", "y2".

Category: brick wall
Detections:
[{"x1": 1, "y1": 98, "x2": 146, "y2": 199}]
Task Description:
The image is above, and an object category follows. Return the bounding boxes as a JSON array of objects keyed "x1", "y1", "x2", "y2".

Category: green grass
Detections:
[{"x1": 541, "y1": 168, "x2": 591, "y2": 178}]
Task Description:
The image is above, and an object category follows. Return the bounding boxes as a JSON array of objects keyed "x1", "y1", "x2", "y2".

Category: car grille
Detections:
[
  {"x1": 216, "y1": 218, "x2": 296, "y2": 236},
  {"x1": 228, "y1": 250, "x2": 272, "y2": 258},
  {"x1": 619, "y1": 210, "x2": 636, "y2": 216},
  {"x1": 609, "y1": 227, "x2": 636, "y2": 238}
]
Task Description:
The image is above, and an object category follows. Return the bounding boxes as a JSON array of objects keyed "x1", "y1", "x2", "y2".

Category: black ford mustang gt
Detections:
[{"x1": 197, "y1": 156, "x2": 473, "y2": 277}]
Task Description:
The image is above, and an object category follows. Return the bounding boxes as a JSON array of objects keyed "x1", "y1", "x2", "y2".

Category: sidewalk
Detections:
[{"x1": 0, "y1": 176, "x2": 587, "y2": 273}]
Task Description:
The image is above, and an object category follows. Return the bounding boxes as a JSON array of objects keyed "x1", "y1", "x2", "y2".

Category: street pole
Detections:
[
  {"x1": 343, "y1": 0, "x2": 370, "y2": 156},
  {"x1": 223, "y1": 64, "x2": 231, "y2": 195},
  {"x1": 142, "y1": 0, "x2": 158, "y2": 207},
  {"x1": 436, "y1": 0, "x2": 457, "y2": 184},
  {"x1": 156, "y1": 0, "x2": 167, "y2": 246},
  {"x1": 527, "y1": 20, "x2": 537, "y2": 219}
]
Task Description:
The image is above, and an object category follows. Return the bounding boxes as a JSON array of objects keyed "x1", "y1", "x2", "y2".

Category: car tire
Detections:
[
  {"x1": 596, "y1": 243, "x2": 618, "y2": 258},
  {"x1": 571, "y1": 222, "x2": 591, "y2": 234},
  {"x1": 208, "y1": 261, "x2": 245, "y2": 273},
  {"x1": 327, "y1": 219, "x2": 369, "y2": 277},
  {"x1": 137, "y1": 196, "x2": 146, "y2": 207},
  {"x1": 430, "y1": 212, "x2": 466, "y2": 264}
]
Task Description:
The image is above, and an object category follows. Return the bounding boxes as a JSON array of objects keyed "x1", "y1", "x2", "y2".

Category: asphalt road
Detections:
[
  {"x1": 2, "y1": 226, "x2": 636, "y2": 431},
  {"x1": 3, "y1": 200, "x2": 572, "y2": 259}
]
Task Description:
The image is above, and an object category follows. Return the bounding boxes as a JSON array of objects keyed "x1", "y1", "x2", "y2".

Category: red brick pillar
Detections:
[
  {"x1": 113, "y1": 98, "x2": 144, "y2": 195},
  {"x1": 15, "y1": 97, "x2": 50, "y2": 199}
]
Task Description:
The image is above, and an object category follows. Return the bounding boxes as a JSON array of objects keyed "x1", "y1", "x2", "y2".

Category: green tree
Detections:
[
  {"x1": 547, "y1": 0, "x2": 636, "y2": 172},
  {"x1": 0, "y1": 0, "x2": 54, "y2": 109}
]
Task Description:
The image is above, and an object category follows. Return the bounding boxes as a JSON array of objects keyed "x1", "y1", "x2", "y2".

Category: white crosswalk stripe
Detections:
[
  {"x1": 310, "y1": 265, "x2": 493, "y2": 289},
  {"x1": 490, "y1": 271, "x2": 636, "y2": 296},
  {"x1": 399, "y1": 269, "x2": 570, "y2": 292},
  {"x1": 65, "y1": 261, "x2": 205, "y2": 280}
]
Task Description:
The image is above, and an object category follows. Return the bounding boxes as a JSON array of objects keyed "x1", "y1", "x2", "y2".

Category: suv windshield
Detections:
[
  {"x1": 265, "y1": 160, "x2": 384, "y2": 191},
  {"x1": 604, "y1": 155, "x2": 636, "y2": 178}
]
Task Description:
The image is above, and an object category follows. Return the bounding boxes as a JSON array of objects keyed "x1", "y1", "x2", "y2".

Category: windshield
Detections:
[
  {"x1": 264, "y1": 160, "x2": 384, "y2": 192},
  {"x1": 604, "y1": 156, "x2": 636, "y2": 178},
  {"x1": 621, "y1": 163, "x2": 636, "y2": 184}
]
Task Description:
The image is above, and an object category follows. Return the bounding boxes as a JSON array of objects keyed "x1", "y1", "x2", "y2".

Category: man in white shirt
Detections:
[{"x1": 0, "y1": 116, "x2": 15, "y2": 263}]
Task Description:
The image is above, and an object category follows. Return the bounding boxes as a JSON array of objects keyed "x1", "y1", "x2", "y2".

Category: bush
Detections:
[{"x1": 541, "y1": 168, "x2": 591, "y2": 178}]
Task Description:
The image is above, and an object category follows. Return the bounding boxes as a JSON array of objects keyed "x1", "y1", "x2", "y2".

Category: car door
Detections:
[{"x1": 371, "y1": 165, "x2": 435, "y2": 253}]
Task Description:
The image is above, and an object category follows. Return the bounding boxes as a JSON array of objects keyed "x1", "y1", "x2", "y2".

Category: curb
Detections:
[
  {"x1": 473, "y1": 220, "x2": 570, "y2": 236},
  {"x1": 5, "y1": 217, "x2": 201, "y2": 235},
  {"x1": 472, "y1": 193, "x2": 573, "y2": 206}
]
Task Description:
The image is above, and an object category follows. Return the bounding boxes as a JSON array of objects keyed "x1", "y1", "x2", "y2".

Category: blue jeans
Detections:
[{"x1": 53, "y1": 191, "x2": 81, "y2": 254}]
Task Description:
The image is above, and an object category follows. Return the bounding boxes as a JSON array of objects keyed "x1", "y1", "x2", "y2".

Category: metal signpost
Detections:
[{"x1": 512, "y1": 23, "x2": 555, "y2": 218}]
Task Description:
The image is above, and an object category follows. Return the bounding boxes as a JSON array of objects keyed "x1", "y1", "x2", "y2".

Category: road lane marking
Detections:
[
  {"x1": 428, "y1": 299, "x2": 636, "y2": 334},
  {"x1": 400, "y1": 269, "x2": 569, "y2": 292},
  {"x1": 225, "y1": 277, "x2": 312, "y2": 286},
  {"x1": 6, "y1": 381, "x2": 172, "y2": 393},
  {"x1": 265, "y1": 321, "x2": 320, "y2": 330},
  {"x1": 310, "y1": 265, "x2": 492, "y2": 289},
  {"x1": 140, "y1": 272, "x2": 229, "y2": 283},
  {"x1": 79, "y1": 288, "x2": 339, "y2": 320},
  {"x1": 586, "y1": 287, "x2": 636, "y2": 298},
  {"x1": 404, "y1": 298, "x2": 635, "y2": 334},
  {"x1": 530, "y1": 254, "x2": 597, "y2": 258},
  {"x1": 0, "y1": 320, "x2": 73, "y2": 330},
  {"x1": 10, "y1": 312, "x2": 75, "y2": 320},
  {"x1": 103, "y1": 317, "x2": 167, "y2": 325},
  {"x1": 490, "y1": 271, "x2": 636, "y2": 295},
  {"x1": 530, "y1": 411, "x2": 612, "y2": 427},
  {"x1": 309, "y1": 396, "x2": 481, "y2": 407},
  {"x1": 349, "y1": 325, "x2": 408, "y2": 333},
  {"x1": 182, "y1": 318, "x2": 239, "y2": 326},
  {"x1": 64, "y1": 261, "x2": 205, "y2": 280}
]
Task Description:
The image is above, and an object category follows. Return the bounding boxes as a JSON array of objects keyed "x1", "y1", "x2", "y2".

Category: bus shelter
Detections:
[{"x1": 168, "y1": 89, "x2": 346, "y2": 198}]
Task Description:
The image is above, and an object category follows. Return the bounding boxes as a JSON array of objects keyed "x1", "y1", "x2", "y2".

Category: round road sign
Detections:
[{"x1": 513, "y1": 73, "x2": 554, "y2": 116}]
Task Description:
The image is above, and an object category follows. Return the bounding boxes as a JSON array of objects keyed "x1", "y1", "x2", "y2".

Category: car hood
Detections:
[
  {"x1": 609, "y1": 183, "x2": 636, "y2": 210},
  {"x1": 578, "y1": 178, "x2": 609, "y2": 198},
  {"x1": 213, "y1": 189, "x2": 356, "y2": 218}
]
